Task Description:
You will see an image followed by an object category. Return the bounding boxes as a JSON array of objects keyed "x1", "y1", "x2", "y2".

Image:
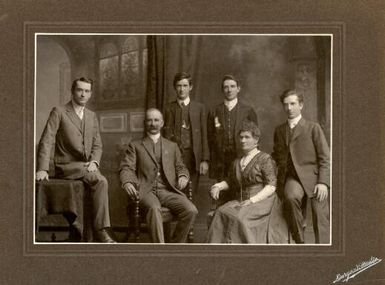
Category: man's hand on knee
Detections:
[
  {"x1": 314, "y1": 184, "x2": 328, "y2": 201},
  {"x1": 178, "y1": 176, "x2": 188, "y2": 190},
  {"x1": 36, "y1": 170, "x2": 49, "y2": 181},
  {"x1": 123, "y1": 183, "x2": 138, "y2": 200}
]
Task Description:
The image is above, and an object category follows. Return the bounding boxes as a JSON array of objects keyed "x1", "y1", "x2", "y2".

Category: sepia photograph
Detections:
[
  {"x1": 1, "y1": 1, "x2": 384, "y2": 284},
  {"x1": 34, "y1": 34, "x2": 332, "y2": 246}
]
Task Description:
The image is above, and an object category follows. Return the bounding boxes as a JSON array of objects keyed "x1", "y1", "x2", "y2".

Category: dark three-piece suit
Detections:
[
  {"x1": 207, "y1": 101, "x2": 258, "y2": 181},
  {"x1": 163, "y1": 100, "x2": 210, "y2": 194}
]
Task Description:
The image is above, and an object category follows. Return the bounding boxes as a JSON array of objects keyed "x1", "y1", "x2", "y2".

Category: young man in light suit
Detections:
[
  {"x1": 120, "y1": 108, "x2": 198, "y2": 243},
  {"x1": 163, "y1": 72, "x2": 210, "y2": 196},
  {"x1": 36, "y1": 77, "x2": 115, "y2": 243},
  {"x1": 272, "y1": 89, "x2": 330, "y2": 244}
]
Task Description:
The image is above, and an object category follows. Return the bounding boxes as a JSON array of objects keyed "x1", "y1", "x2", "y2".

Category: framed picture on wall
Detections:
[
  {"x1": 129, "y1": 111, "x2": 145, "y2": 132},
  {"x1": 99, "y1": 112, "x2": 127, "y2": 133}
]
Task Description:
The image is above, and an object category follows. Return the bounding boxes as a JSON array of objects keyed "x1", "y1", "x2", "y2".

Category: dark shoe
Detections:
[{"x1": 95, "y1": 228, "x2": 116, "y2": 243}]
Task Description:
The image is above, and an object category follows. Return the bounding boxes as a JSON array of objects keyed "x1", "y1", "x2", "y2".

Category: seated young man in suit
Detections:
[
  {"x1": 36, "y1": 77, "x2": 115, "y2": 243},
  {"x1": 272, "y1": 89, "x2": 330, "y2": 244},
  {"x1": 119, "y1": 108, "x2": 198, "y2": 243}
]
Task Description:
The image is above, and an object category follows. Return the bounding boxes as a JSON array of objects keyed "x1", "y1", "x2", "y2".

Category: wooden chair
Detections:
[
  {"x1": 206, "y1": 190, "x2": 235, "y2": 229},
  {"x1": 126, "y1": 181, "x2": 194, "y2": 243}
]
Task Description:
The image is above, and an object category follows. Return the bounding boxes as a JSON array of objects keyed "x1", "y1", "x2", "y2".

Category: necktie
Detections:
[
  {"x1": 289, "y1": 125, "x2": 295, "y2": 142},
  {"x1": 286, "y1": 124, "x2": 293, "y2": 144},
  {"x1": 181, "y1": 102, "x2": 189, "y2": 129},
  {"x1": 77, "y1": 108, "x2": 84, "y2": 120},
  {"x1": 152, "y1": 139, "x2": 156, "y2": 154}
]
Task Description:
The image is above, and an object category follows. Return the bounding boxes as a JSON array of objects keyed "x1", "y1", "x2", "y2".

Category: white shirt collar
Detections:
[
  {"x1": 147, "y1": 133, "x2": 161, "y2": 143},
  {"x1": 287, "y1": 114, "x2": 302, "y2": 129},
  {"x1": 177, "y1": 97, "x2": 190, "y2": 107},
  {"x1": 224, "y1": 98, "x2": 238, "y2": 111},
  {"x1": 71, "y1": 100, "x2": 85, "y2": 118},
  {"x1": 240, "y1": 147, "x2": 260, "y2": 170}
]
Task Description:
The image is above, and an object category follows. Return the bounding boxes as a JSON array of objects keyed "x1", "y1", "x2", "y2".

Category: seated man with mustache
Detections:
[{"x1": 119, "y1": 108, "x2": 198, "y2": 243}]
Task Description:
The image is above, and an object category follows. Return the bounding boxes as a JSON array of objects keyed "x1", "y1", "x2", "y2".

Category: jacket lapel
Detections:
[
  {"x1": 285, "y1": 123, "x2": 290, "y2": 146},
  {"x1": 218, "y1": 104, "x2": 225, "y2": 127},
  {"x1": 234, "y1": 102, "x2": 242, "y2": 133},
  {"x1": 65, "y1": 102, "x2": 82, "y2": 132},
  {"x1": 290, "y1": 117, "x2": 305, "y2": 143},
  {"x1": 83, "y1": 108, "x2": 92, "y2": 148},
  {"x1": 160, "y1": 137, "x2": 170, "y2": 168},
  {"x1": 188, "y1": 101, "x2": 198, "y2": 131},
  {"x1": 142, "y1": 136, "x2": 157, "y2": 165}
]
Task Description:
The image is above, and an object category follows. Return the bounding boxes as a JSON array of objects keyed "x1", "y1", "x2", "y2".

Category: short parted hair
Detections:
[
  {"x1": 173, "y1": 72, "x2": 192, "y2": 87},
  {"x1": 221, "y1": 74, "x2": 240, "y2": 88},
  {"x1": 238, "y1": 120, "x2": 261, "y2": 140},
  {"x1": 71, "y1": 77, "x2": 93, "y2": 93},
  {"x1": 279, "y1": 89, "x2": 304, "y2": 104}
]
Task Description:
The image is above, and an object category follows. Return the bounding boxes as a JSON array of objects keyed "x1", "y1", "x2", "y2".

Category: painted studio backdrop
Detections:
[{"x1": 35, "y1": 34, "x2": 331, "y2": 241}]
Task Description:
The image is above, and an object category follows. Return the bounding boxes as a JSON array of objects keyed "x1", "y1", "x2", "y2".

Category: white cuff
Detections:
[{"x1": 250, "y1": 195, "x2": 259, "y2": 203}]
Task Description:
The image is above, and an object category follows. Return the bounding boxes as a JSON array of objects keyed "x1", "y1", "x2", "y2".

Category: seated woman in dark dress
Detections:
[{"x1": 207, "y1": 120, "x2": 288, "y2": 244}]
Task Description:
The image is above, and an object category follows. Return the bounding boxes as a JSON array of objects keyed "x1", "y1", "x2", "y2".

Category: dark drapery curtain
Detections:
[
  {"x1": 146, "y1": 35, "x2": 203, "y2": 111},
  {"x1": 146, "y1": 36, "x2": 166, "y2": 109}
]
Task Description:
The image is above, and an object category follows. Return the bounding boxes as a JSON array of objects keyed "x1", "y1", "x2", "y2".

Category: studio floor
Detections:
[
  {"x1": 36, "y1": 222, "x2": 317, "y2": 244},
  {"x1": 35, "y1": 177, "x2": 319, "y2": 244}
]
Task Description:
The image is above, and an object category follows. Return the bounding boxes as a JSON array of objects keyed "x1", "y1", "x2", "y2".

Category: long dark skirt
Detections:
[{"x1": 207, "y1": 193, "x2": 288, "y2": 244}]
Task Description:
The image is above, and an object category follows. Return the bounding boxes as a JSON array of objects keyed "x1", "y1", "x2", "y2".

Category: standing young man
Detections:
[
  {"x1": 163, "y1": 72, "x2": 209, "y2": 195},
  {"x1": 272, "y1": 89, "x2": 330, "y2": 244},
  {"x1": 207, "y1": 74, "x2": 258, "y2": 181}
]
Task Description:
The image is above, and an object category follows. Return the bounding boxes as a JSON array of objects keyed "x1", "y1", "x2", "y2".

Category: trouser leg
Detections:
[
  {"x1": 82, "y1": 171, "x2": 111, "y2": 231},
  {"x1": 157, "y1": 189, "x2": 198, "y2": 243},
  {"x1": 284, "y1": 176, "x2": 306, "y2": 243},
  {"x1": 181, "y1": 148, "x2": 199, "y2": 196},
  {"x1": 223, "y1": 150, "x2": 237, "y2": 180},
  {"x1": 311, "y1": 196, "x2": 330, "y2": 244},
  {"x1": 189, "y1": 170, "x2": 199, "y2": 198},
  {"x1": 140, "y1": 192, "x2": 164, "y2": 243}
]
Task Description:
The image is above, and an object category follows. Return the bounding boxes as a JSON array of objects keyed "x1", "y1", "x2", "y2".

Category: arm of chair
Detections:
[
  {"x1": 207, "y1": 188, "x2": 235, "y2": 229},
  {"x1": 185, "y1": 181, "x2": 194, "y2": 243},
  {"x1": 186, "y1": 180, "x2": 193, "y2": 202},
  {"x1": 134, "y1": 195, "x2": 140, "y2": 242}
]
